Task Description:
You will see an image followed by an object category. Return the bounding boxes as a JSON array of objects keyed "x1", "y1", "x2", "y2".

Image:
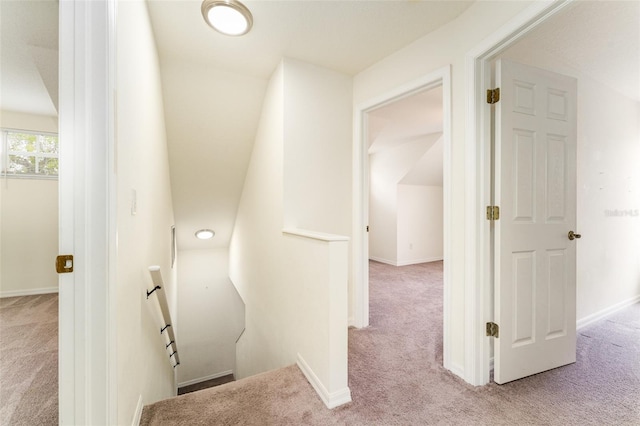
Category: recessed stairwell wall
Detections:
[
  {"x1": 116, "y1": 1, "x2": 178, "y2": 423},
  {"x1": 229, "y1": 58, "x2": 352, "y2": 408},
  {"x1": 176, "y1": 248, "x2": 245, "y2": 387}
]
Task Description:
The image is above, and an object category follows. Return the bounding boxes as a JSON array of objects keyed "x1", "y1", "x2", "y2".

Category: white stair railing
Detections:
[{"x1": 147, "y1": 265, "x2": 180, "y2": 368}]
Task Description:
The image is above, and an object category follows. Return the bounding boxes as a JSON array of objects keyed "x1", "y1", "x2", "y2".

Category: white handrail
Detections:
[{"x1": 148, "y1": 265, "x2": 180, "y2": 367}]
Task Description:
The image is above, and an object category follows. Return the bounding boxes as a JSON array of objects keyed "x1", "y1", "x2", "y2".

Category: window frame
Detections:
[{"x1": 1, "y1": 128, "x2": 60, "y2": 180}]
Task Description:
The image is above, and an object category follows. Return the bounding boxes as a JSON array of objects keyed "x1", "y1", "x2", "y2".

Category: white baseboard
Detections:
[
  {"x1": 369, "y1": 256, "x2": 444, "y2": 267},
  {"x1": 484, "y1": 299, "x2": 639, "y2": 376},
  {"x1": 397, "y1": 257, "x2": 443, "y2": 266},
  {"x1": 369, "y1": 256, "x2": 397, "y2": 266},
  {"x1": 177, "y1": 370, "x2": 234, "y2": 388},
  {"x1": 447, "y1": 361, "x2": 465, "y2": 379},
  {"x1": 577, "y1": 295, "x2": 640, "y2": 330},
  {"x1": 0, "y1": 286, "x2": 58, "y2": 298},
  {"x1": 131, "y1": 395, "x2": 143, "y2": 426},
  {"x1": 296, "y1": 354, "x2": 351, "y2": 409},
  {"x1": 348, "y1": 316, "x2": 355, "y2": 328}
]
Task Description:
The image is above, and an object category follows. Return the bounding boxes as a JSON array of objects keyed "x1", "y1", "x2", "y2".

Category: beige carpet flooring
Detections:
[
  {"x1": 0, "y1": 293, "x2": 58, "y2": 425},
  {"x1": 143, "y1": 260, "x2": 640, "y2": 425}
]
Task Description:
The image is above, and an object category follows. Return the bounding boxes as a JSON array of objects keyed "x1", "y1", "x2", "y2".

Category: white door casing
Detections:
[
  {"x1": 59, "y1": 0, "x2": 117, "y2": 424},
  {"x1": 493, "y1": 59, "x2": 577, "y2": 384},
  {"x1": 353, "y1": 65, "x2": 453, "y2": 373},
  {"x1": 465, "y1": 0, "x2": 575, "y2": 387}
]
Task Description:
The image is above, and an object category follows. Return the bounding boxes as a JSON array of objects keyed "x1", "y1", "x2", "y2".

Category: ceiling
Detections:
[
  {"x1": 367, "y1": 86, "x2": 444, "y2": 187},
  {"x1": 146, "y1": 0, "x2": 474, "y2": 250},
  {"x1": 147, "y1": 0, "x2": 638, "y2": 250},
  {"x1": 147, "y1": 0, "x2": 474, "y2": 79},
  {"x1": 0, "y1": 0, "x2": 58, "y2": 117},
  {"x1": 368, "y1": 86, "x2": 443, "y2": 155},
  {"x1": 2, "y1": 1, "x2": 638, "y2": 251}
]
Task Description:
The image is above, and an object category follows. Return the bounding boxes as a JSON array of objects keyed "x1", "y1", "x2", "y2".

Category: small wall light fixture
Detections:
[
  {"x1": 201, "y1": 0, "x2": 253, "y2": 36},
  {"x1": 195, "y1": 229, "x2": 215, "y2": 240}
]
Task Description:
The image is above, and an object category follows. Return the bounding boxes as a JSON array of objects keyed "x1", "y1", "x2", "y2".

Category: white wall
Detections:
[
  {"x1": 354, "y1": 0, "x2": 535, "y2": 374},
  {"x1": 0, "y1": 179, "x2": 58, "y2": 295},
  {"x1": 282, "y1": 231, "x2": 350, "y2": 408},
  {"x1": 116, "y1": 1, "x2": 178, "y2": 423},
  {"x1": 500, "y1": 47, "x2": 640, "y2": 322},
  {"x1": 369, "y1": 136, "x2": 442, "y2": 266},
  {"x1": 177, "y1": 248, "x2": 244, "y2": 386},
  {"x1": 397, "y1": 185, "x2": 443, "y2": 265},
  {"x1": 0, "y1": 111, "x2": 58, "y2": 297},
  {"x1": 230, "y1": 61, "x2": 285, "y2": 377},
  {"x1": 283, "y1": 58, "x2": 352, "y2": 236},
  {"x1": 230, "y1": 58, "x2": 351, "y2": 405}
]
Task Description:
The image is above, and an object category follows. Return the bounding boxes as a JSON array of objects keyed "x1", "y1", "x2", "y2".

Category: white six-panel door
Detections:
[{"x1": 494, "y1": 59, "x2": 578, "y2": 384}]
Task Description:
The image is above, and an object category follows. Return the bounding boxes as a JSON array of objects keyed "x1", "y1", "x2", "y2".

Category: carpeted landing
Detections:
[
  {"x1": 0, "y1": 293, "x2": 58, "y2": 426},
  {"x1": 141, "y1": 261, "x2": 640, "y2": 425}
]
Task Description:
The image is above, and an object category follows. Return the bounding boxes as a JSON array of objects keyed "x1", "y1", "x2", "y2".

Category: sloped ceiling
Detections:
[
  {"x1": 159, "y1": 62, "x2": 268, "y2": 250},
  {"x1": 147, "y1": 0, "x2": 473, "y2": 250},
  {"x1": 368, "y1": 85, "x2": 444, "y2": 187},
  {"x1": 368, "y1": 86, "x2": 443, "y2": 155},
  {"x1": 400, "y1": 136, "x2": 443, "y2": 187},
  {"x1": 0, "y1": 0, "x2": 58, "y2": 116}
]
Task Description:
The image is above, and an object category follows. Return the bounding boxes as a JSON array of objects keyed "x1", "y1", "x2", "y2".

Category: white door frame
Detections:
[
  {"x1": 59, "y1": 0, "x2": 117, "y2": 423},
  {"x1": 464, "y1": 0, "x2": 574, "y2": 386},
  {"x1": 352, "y1": 65, "x2": 452, "y2": 370}
]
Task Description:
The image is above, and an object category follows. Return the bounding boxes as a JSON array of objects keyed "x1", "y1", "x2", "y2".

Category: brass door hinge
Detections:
[
  {"x1": 486, "y1": 322, "x2": 499, "y2": 338},
  {"x1": 56, "y1": 255, "x2": 74, "y2": 273},
  {"x1": 486, "y1": 206, "x2": 500, "y2": 221},
  {"x1": 487, "y1": 88, "x2": 500, "y2": 104}
]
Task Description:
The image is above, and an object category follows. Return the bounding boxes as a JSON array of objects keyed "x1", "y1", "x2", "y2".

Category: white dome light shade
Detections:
[
  {"x1": 202, "y1": 0, "x2": 253, "y2": 36},
  {"x1": 195, "y1": 229, "x2": 215, "y2": 240}
]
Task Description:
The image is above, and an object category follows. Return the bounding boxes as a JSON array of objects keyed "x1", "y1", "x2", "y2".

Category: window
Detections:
[{"x1": 1, "y1": 129, "x2": 59, "y2": 178}]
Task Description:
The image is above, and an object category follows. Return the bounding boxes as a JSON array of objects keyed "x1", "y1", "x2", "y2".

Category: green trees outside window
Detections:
[{"x1": 2, "y1": 130, "x2": 59, "y2": 177}]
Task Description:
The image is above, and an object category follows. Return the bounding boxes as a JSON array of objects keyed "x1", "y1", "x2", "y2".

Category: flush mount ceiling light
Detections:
[
  {"x1": 201, "y1": 0, "x2": 253, "y2": 36},
  {"x1": 195, "y1": 229, "x2": 215, "y2": 240}
]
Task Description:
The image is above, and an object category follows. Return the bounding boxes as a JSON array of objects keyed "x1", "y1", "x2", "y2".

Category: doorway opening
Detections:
[
  {"x1": 367, "y1": 86, "x2": 444, "y2": 268},
  {"x1": 353, "y1": 65, "x2": 453, "y2": 372},
  {"x1": 0, "y1": 1, "x2": 60, "y2": 424},
  {"x1": 467, "y1": 0, "x2": 640, "y2": 386},
  {"x1": 365, "y1": 85, "x2": 445, "y2": 363}
]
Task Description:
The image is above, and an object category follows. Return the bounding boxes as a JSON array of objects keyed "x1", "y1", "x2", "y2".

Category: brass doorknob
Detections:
[{"x1": 568, "y1": 231, "x2": 581, "y2": 241}]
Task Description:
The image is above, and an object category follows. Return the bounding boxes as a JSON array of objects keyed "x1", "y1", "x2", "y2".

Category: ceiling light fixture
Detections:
[
  {"x1": 201, "y1": 0, "x2": 253, "y2": 36},
  {"x1": 195, "y1": 229, "x2": 216, "y2": 240}
]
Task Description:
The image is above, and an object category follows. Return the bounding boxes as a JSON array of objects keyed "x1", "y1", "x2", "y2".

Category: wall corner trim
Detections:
[
  {"x1": 131, "y1": 395, "x2": 143, "y2": 426},
  {"x1": 296, "y1": 354, "x2": 352, "y2": 409}
]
